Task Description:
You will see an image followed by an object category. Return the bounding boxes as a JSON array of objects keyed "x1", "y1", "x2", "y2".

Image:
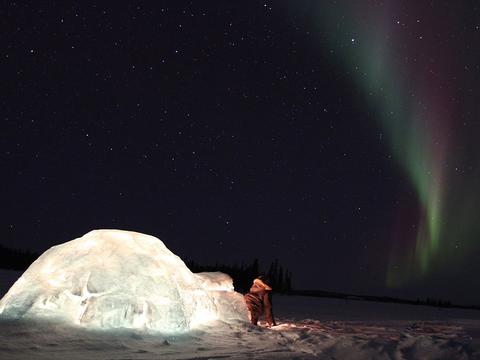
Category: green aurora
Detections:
[{"x1": 308, "y1": 1, "x2": 475, "y2": 288}]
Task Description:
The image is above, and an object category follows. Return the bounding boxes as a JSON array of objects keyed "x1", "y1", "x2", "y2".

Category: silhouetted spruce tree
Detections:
[
  {"x1": 285, "y1": 270, "x2": 292, "y2": 292},
  {"x1": 278, "y1": 266, "x2": 284, "y2": 292},
  {"x1": 185, "y1": 257, "x2": 293, "y2": 293},
  {"x1": 0, "y1": 244, "x2": 39, "y2": 271}
]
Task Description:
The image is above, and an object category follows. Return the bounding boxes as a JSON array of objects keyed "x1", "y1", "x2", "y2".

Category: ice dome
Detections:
[{"x1": 0, "y1": 230, "x2": 248, "y2": 332}]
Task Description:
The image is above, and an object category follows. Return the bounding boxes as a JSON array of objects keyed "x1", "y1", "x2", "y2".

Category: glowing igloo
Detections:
[{"x1": 0, "y1": 230, "x2": 248, "y2": 332}]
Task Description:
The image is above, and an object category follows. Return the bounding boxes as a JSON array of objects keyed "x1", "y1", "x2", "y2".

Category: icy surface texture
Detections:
[{"x1": 0, "y1": 230, "x2": 248, "y2": 332}]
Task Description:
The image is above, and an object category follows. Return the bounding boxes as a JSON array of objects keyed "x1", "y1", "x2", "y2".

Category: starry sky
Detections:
[{"x1": 2, "y1": 1, "x2": 479, "y2": 304}]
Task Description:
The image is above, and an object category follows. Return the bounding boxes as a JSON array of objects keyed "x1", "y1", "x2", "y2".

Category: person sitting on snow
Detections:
[{"x1": 244, "y1": 276, "x2": 276, "y2": 327}]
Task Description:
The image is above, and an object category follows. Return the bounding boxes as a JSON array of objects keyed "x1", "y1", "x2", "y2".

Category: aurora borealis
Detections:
[
  {"x1": 2, "y1": 1, "x2": 479, "y2": 304},
  {"x1": 312, "y1": 1, "x2": 475, "y2": 287}
]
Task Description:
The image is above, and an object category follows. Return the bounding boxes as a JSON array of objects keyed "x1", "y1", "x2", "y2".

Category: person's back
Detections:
[{"x1": 244, "y1": 277, "x2": 276, "y2": 326}]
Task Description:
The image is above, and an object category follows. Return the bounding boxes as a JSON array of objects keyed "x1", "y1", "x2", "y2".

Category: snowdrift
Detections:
[{"x1": 0, "y1": 229, "x2": 248, "y2": 332}]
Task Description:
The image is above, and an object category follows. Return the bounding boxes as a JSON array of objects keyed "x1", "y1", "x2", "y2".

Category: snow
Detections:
[
  {"x1": 0, "y1": 229, "x2": 248, "y2": 332},
  {"x1": 0, "y1": 290, "x2": 479, "y2": 359},
  {"x1": 1, "y1": 229, "x2": 480, "y2": 359}
]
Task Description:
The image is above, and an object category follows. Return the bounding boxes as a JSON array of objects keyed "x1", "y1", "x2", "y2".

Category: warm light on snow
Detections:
[
  {"x1": 0, "y1": 229, "x2": 248, "y2": 332},
  {"x1": 0, "y1": 268, "x2": 478, "y2": 359}
]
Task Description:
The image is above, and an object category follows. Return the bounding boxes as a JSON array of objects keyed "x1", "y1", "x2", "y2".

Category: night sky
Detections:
[{"x1": 2, "y1": 1, "x2": 479, "y2": 304}]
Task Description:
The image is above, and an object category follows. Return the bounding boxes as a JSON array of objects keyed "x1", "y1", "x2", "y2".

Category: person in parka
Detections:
[{"x1": 244, "y1": 276, "x2": 276, "y2": 327}]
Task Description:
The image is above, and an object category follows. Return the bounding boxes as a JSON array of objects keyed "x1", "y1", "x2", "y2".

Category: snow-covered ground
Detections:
[{"x1": 1, "y1": 269, "x2": 480, "y2": 359}]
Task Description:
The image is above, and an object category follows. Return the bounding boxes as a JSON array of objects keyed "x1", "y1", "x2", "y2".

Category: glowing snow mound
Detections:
[{"x1": 0, "y1": 230, "x2": 248, "y2": 332}]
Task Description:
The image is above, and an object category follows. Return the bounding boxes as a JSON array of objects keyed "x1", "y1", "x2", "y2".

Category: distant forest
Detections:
[
  {"x1": 0, "y1": 244, "x2": 39, "y2": 271},
  {"x1": 2, "y1": 244, "x2": 477, "y2": 310},
  {"x1": 186, "y1": 258, "x2": 293, "y2": 293},
  {"x1": 0, "y1": 244, "x2": 293, "y2": 293}
]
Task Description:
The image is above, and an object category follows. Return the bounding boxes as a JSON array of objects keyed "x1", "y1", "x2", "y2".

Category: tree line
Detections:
[
  {"x1": 0, "y1": 243, "x2": 293, "y2": 293},
  {"x1": 3, "y1": 244, "x2": 473, "y2": 310},
  {"x1": 186, "y1": 258, "x2": 293, "y2": 293},
  {"x1": 0, "y1": 244, "x2": 39, "y2": 271}
]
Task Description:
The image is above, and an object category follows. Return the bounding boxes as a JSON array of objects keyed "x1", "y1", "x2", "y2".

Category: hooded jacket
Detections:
[{"x1": 244, "y1": 278, "x2": 276, "y2": 326}]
